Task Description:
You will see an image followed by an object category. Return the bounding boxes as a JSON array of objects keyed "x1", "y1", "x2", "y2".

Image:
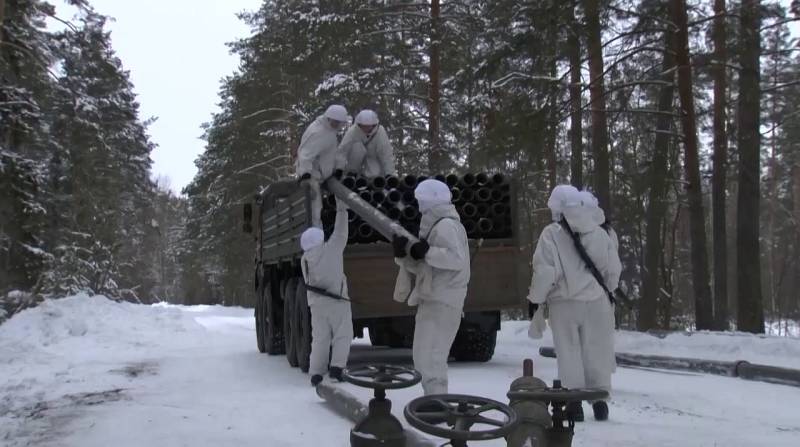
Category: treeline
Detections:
[
  {"x1": 1, "y1": 0, "x2": 188, "y2": 319},
  {"x1": 185, "y1": 0, "x2": 800, "y2": 334},
  {"x1": 4, "y1": 0, "x2": 799, "y2": 335}
]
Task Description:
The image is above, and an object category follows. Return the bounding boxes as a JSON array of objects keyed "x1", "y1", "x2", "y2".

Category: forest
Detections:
[{"x1": 2, "y1": 0, "x2": 799, "y2": 335}]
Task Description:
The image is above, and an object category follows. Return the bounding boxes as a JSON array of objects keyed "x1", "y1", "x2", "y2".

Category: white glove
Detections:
[{"x1": 527, "y1": 305, "x2": 547, "y2": 339}]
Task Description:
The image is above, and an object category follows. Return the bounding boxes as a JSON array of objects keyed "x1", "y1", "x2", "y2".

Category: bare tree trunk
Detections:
[
  {"x1": 639, "y1": 29, "x2": 676, "y2": 331},
  {"x1": 545, "y1": 19, "x2": 558, "y2": 189},
  {"x1": 568, "y1": 5, "x2": 583, "y2": 189},
  {"x1": 659, "y1": 203, "x2": 682, "y2": 329},
  {"x1": 794, "y1": 162, "x2": 800, "y2": 319},
  {"x1": 711, "y1": 0, "x2": 730, "y2": 330},
  {"x1": 671, "y1": 0, "x2": 714, "y2": 330},
  {"x1": 427, "y1": 0, "x2": 443, "y2": 172},
  {"x1": 736, "y1": 0, "x2": 765, "y2": 333},
  {"x1": 583, "y1": 0, "x2": 611, "y2": 211}
]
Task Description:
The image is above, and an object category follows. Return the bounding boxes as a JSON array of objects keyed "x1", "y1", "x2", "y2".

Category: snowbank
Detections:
[{"x1": 499, "y1": 320, "x2": 800, "y2": 370}]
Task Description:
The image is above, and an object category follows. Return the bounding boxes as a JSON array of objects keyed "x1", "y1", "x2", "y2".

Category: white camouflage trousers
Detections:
[
  {"x1": 549, "y1": 296, "x2": 616, "y2": 398},
  {"x1": 413, "y1": 300, "x2": 463, "y2": 395},
  {"x1": 309, "y1": 297, "x2": 353, "y2": 376}
]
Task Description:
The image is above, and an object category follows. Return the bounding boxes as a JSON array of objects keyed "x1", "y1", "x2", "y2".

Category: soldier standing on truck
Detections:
[
  {"x1": 300, "y1": 196, "x2": 353, "y2": 387},
  {"x1": 336, "y1": 109, "x2": 395, "y2": 178},
  {"x1": 296, "y1": 104, "x2": 349, "y2": 227},
  {"x1": 526, "y1": 186, "x2": 621, "y2": 422},
  {"x1": 392, "y1": 179, "x2": 470, "y2": 395}
]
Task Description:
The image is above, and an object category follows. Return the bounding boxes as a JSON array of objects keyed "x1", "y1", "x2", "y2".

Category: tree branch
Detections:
[{"x1": 761, "y1": 79, "x2": 800, "y2": 93}]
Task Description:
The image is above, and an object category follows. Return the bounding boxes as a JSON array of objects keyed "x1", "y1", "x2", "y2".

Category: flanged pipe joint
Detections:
[
  {"x1": 344, "y1": 364, "x2": 422, "y2": 447},
  {"x1": 505, "y1": 359, "x2": 609, "y2": 447}
]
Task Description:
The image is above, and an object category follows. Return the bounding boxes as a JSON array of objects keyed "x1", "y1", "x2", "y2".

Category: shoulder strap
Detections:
[
  {"x1": 560, "y1": 219, "x2": 615, "y2": 305},
  {"x1": 363, "y1": 126, "x2": 379, "y2": 147},
  {"x1": 424, "y1": 217, "x2": 456, "y2": 240},
  {"x1": 303, "y1": 258, "x2": 352, "y2": 302}
]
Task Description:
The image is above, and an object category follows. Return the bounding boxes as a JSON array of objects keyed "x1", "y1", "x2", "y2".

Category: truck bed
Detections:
[{"x1": 343, "y1": 239, "x2": 526, "y2": 319}]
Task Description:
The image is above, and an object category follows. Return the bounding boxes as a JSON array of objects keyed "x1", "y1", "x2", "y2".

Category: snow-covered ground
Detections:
[{"x1": 1, "y1": 295, "x2": 799, "y2": 446}]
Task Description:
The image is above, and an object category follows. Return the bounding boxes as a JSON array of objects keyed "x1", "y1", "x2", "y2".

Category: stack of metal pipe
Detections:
[{"x1": 321, "y1": 172, "x2": 512, "y2": 244}]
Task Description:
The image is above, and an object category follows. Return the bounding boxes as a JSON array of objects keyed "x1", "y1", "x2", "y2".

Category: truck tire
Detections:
[
  {"x1": 369, "y1": 325, "x2": 411, "y2": 348},
  {"x1": 368, "y1": 324, "x2": 388, "y2": 347},
  {"x1": 283, "y1": 278, "x2": 298, "y2": 367},
  {"x1": 450, "y1": 326, "x2": 497, "y2": 362},
  {"x1": 263, "y1": 278, "x2": 285, "y2": 355},
  {"x1": 294, "y1": 280, "x2": 312, "y2": 373}
]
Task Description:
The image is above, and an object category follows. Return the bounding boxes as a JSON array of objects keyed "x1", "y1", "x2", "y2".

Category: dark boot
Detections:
[
  {"x1": 329, "y1": 366, "x2": 344, "y2": 382},
  {"x1": 310, "y1": 374, "x2": 323, "y2": 386},
  {"x1": 566, "y1": 401, "x2": 584, "y2": 422},
  {"x1": 592, "y1": 401, "x2": 609, "y2": 421}
]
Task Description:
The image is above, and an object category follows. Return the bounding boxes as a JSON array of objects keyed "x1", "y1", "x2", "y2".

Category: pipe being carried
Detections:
[{"x1": 325, "y1": 178, "x2": 419, "y2": 243}]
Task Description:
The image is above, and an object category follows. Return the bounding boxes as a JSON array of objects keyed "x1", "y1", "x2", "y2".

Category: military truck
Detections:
[{"x1": 243, "y1": 173, "x2": 529, "y2": 372}]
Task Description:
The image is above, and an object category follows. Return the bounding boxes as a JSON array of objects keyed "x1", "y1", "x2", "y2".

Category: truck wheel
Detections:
[
  {"x1": 255, "y1": 283, "x2": 266, "y2": 353},
  {"x1": 368, "y1": 325, "x2": 388, "y2": 347},
  {"x1": 369, "y1": 325, "x2": 411, "y2": 348},
  {"x1": 450, "y1": 326, "x2": 497, "y2": 362},
  {"x1": 294, "y1": 281, "x2": 312, "y2": 373},
  {"x1": 283, "y1": 278, "x2": 298, "y2": 367},
  {"x1": 264, "y1": 279, "x2": 285, "y2": 355},
  {"x1": 386, "y1": 330, "x2": 412, "y2": 348}
]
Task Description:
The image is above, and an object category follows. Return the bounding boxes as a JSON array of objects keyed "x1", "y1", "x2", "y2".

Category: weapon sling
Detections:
[{"x1": 560, "y1": 219, "x2": 616, "y2": 305}]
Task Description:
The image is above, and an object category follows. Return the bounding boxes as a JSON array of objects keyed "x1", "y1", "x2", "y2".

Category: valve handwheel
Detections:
[
  {"x1": 343, "y1": 364, "x2": 421, "y2": 390},
  {"x1": 404, "y1": 394, "x2": 518, "y2": 441}
]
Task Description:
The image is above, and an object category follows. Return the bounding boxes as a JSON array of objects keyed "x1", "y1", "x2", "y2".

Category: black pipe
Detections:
[
  {"x1": 460, "y1": 203, "x2": 478, "y2": 218},
  {"x1": 450, "y1": 187, "x2": 462, "y2": 203},
  {"x1": 385, "y1": 189, "x2": 402, "y2": 205},
  {"x1": 402, "y1": 190, "x2": 416, "y2": 204},
  {"x1": 370, "y1": 176, "x2": 386, "y2": 190},
  {"x1": 402, "y1": 175, "x2": 418, "y2": 190},
  {"x1": 385, "y1": 176, "x2": 400, "y2": 189},
  {"x1": 477, "y1": 218, "x2": 493, "y2": 234},
  {"x1": 355, "y1": 176, "x2": 368, "y2": 190},
  {"x1": 342, "y1": 176, "x2": 356, "y2": 190},
  {"x1": 460, "y1": 188, "x2": 474, "y2": 202},
  {"x1": 418, "y1": 175, "x2": 428, "y2": 182},
  {"x1": 475, "y1": 172, "x2": 489, "y2": 186},
  {"x1": 491, "y1": 173, "x2": 505, "y2": 185},
  {"x1": 402, "y1": 206, "x2": 419, "y2": 220},
  {"x1": 476, "y1": 187, "x2": 492, "y2": 202},
  {"x1": 445, "y1": 174, "x2": 460, "y2": 187},
  {"x1": 385, "y1": 207, "x2": 401, "y2": 220},
  {"x1": 359, "y1": 191, "x2": 372, "y2": 203},
  {"x1": 371, "y1": 190, "x2": 386, "y2": 205},
  {"x1": 490, "y1": 189, "x2": 503, "y2": 202},
  {"x1": 501, "y1": 192, "x2": 511, "y2": 203},
  {"x1": 476, "y1": 203, "x2": 489, "y2": 217},
  {"x1": 357, "y1": 222, "x2": 375, "y2": 240},
  {"x1": 461, "y1": 173, "x2": 476, "y2": 187},
  {"x1": 490, "y1": 203, "x2": 508, "y2": 217},
  {"x1": 434, "y1": 174, "x2": 446, "y2": 183}
]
